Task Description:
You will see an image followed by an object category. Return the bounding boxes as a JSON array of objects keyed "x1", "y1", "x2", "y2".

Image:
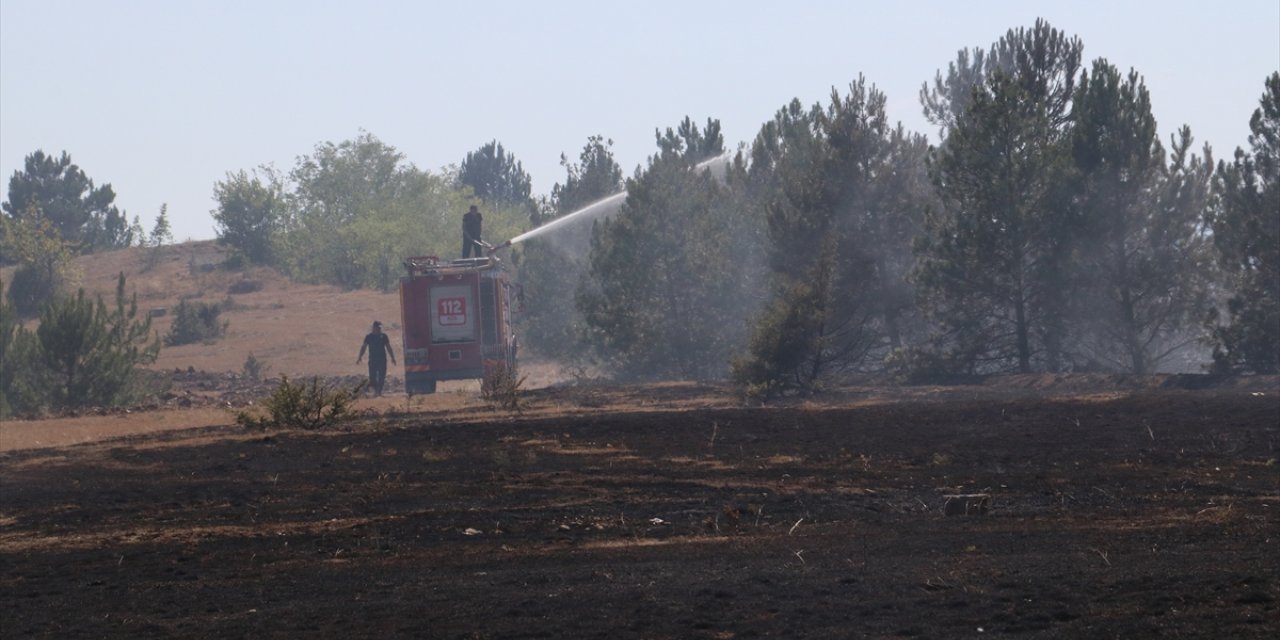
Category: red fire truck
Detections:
[{"x1": 398, "y1": 255, "x2": 520, "y2": 394}]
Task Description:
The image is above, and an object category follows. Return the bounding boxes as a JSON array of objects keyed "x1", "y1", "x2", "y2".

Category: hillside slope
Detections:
[{"x1": 4, "y1": 241, "x2": 402, "y2": 377}]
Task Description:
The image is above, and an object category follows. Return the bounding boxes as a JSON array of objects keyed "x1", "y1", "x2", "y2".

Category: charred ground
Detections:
[{"x1": 2, "y1": 380, "x2": 1278, "y2": 638}]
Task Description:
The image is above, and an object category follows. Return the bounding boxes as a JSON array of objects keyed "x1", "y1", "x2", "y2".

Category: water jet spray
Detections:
[{"x1": 490, "y1": 150, "x2": 735, "y2": 253}]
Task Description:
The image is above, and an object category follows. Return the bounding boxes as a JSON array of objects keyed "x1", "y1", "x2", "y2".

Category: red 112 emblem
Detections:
[{"x1": 437, "y1": 297, "x2": 467, "y2": 326}]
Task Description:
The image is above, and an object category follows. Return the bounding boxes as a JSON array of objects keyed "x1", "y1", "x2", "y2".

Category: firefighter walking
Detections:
[{"x1": 357, "y1": 320, "x2": 396, "y2": 396}]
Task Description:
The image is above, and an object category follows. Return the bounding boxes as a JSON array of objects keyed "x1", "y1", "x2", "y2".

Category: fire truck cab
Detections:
[{"x1": 398, "y1": 256, "x2": 520, "y2": 394}]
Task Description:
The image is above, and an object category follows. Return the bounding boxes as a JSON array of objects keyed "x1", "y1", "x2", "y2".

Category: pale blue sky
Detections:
[{"x1": 2, "y1": 0, "x2": 1277, "y2": 241}]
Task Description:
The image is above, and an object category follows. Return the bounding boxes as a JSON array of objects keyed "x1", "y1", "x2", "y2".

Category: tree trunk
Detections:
[
  {"x1": 1014, "y1": 249, "x2": 1032, "y2": 373},
  {"x1": 1015, "y1": 293, "x2": 1031, "y2": 373},
  {"x1": 1119, "y1": 285, "x2": 1146, "y2": 374}
]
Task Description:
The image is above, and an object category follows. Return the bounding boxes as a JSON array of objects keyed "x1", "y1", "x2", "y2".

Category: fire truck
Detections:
[{"x1": 398, "y1": 255, "x2": 520, "y2": 394}]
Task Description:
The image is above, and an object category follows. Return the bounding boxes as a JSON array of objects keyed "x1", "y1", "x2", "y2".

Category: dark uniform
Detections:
[
  {"x1": 462, "y1": 205, "x2": 483, "y2": 258},
  {"x1": 357, "y1": 321, "x2": 396, "y2": 396}
]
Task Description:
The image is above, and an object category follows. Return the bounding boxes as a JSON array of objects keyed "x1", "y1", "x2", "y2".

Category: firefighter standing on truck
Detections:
[
  {"x1": 462, "y1": 204, "x2": 483, "y2": 258},
  {"x1": 357, "y1": 320, "x2": 396, "y2": 396}
]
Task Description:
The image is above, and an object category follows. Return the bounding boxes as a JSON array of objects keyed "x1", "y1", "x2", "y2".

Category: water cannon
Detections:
[{"x1": 484, "y1": 238, "x2": 513, "y2": 256}]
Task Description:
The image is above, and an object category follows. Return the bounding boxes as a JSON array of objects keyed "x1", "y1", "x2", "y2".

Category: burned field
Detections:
[{"x1": 2, "y1": 383, "x2": 1278, "y2": 638}]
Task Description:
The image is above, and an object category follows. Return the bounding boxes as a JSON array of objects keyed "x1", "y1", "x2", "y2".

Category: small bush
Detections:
[
  {"x1": 187, "y1": 255, "x2": 217, "y2": 275},
  {"x1": 480, "y1": 362, "x2": 525, "y2": 411},
  {"x1": 242, "y1": 352, "x2": 269, "y2": 381},
  {"x1": 227, "y1": 279, "x2": 263, "y2": 294},
  {"x1": 222, "y1": 253, "x2": 247, "y2": 271},
  {"x1": 165, "y1": 299, "x2": 228, "y2": 346},
  {"x1": 236, "y1": 375, "x2": 365, "y2": 430}
]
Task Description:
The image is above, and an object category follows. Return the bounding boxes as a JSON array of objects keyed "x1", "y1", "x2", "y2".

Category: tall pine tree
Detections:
[
  {"x1": 1069, "y1": 62, "x2": 1214, "y2": 373},
  {"x1": 915, "y1": 20, "x2": 1082, "y2": 373},
  {"x1": 0, "y1": 150, "x2": 130, "y2": 255},
  {"x1": 457, "y1": 140, "x2": 536, "y2": 217},
  {"x1": 31, "y1": 274, "x2": 160, "y2": 410},
  {"x1": 1207, "y1": 72, "x2": 1280, "y2": 373},
  {"x1": 579, "y1": 118, "x2": 753, "y2": 379}
]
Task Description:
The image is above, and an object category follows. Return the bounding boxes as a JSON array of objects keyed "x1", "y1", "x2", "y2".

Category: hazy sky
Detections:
[{"x1": 2, "y1": 0, "x2": 1278, "y2": 241}]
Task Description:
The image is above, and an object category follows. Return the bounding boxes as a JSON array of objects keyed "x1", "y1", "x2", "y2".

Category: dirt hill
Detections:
[{"x1": 5, "y1": 241, "x2": 414, "y2": 378}]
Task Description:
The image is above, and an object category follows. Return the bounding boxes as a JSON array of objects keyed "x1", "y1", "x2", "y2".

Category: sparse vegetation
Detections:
[
  {"x1": 480, "y1": 361, "x2": 525, "y2": 410},
  {"x1": 242, "y1": 352, "x2": 269, "y2": 381},
  {"x1": 236, "y1": 375, "x2": 364, "y2": 430},
  {"x1": 143, "y1": 204, "x2": 174, "y2": 271},
  {"x1": 227, "y1": 278, "x2": 263, "y2": 294}
]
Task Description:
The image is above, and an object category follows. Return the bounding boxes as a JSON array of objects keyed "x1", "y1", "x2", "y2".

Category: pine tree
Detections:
[
  {"x1": 739, "y1": 80, "x2": 933, "y2": 387},
  {"x1": 457, "y1": 140, "x2": 535, "y2": 214},
  {"x1": 820, "y1": 78, "x2": 933, "y2": 361},
  {"x1": 1069, "y1": 61, "x2": 1214, "y2": 373},
  {"x1": 143, "y1": 204, "x2": 174, "y2": 270},
  {"x1": 0, "y1": 150, "x2": 129, "y2": 254},
  {"x1": 1206, "y1": 72, "x2": 1280, "y2": 373},
  {"x1": 33, "y1": 273, "x2": 160, "y2": 410},
  {"x1": 551, "y1": 136, "x2": 625, "y2": 215},
  {"x1": 749, "y1": 98, "x2": 829, "y2": 280},
  {"x1": 127, "y1": 215, "x2": 146, "y2": 248},
  {"x1": 732, "y1": 239, "x2": 836, "y2": 398},
  {"x1": 578, "y1": 118, "x2": 750, "y2": 379},
  {"x1": 914, "y1": 20, "x2": 1082, "y2": 373},
  {"x1": 0, "y1": 280, "x2": 37, "y2": 415},
  {"x1": 149, "y1": 203, "x2": 173, "y2": 247}
]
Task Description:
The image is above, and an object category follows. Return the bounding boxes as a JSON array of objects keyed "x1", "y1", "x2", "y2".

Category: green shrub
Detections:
[
  {"x1": 0, "y1": 283, "x2": 41, "y2": 416},
  {"x1": 6, "y1": 262, "x2": 70, "y2": 317},
  {"x1": 1, "y1": 214, "x2": 76, "y2": 317},
  {"x1": 730, "y1": 244, "x2": 836, "y2": 402},
  {"x1": 730, "y1": 279, "x2": 827, "y2": 401},
  {"x1": 2, "y1": 274, "x2": 160, "y2": 416},
  {"x1": 237, "y1": 375, "x2": 365, "y2": 430},
  {"x1": 165, "y1": 299, "x2": 228, "y2": 346}
]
